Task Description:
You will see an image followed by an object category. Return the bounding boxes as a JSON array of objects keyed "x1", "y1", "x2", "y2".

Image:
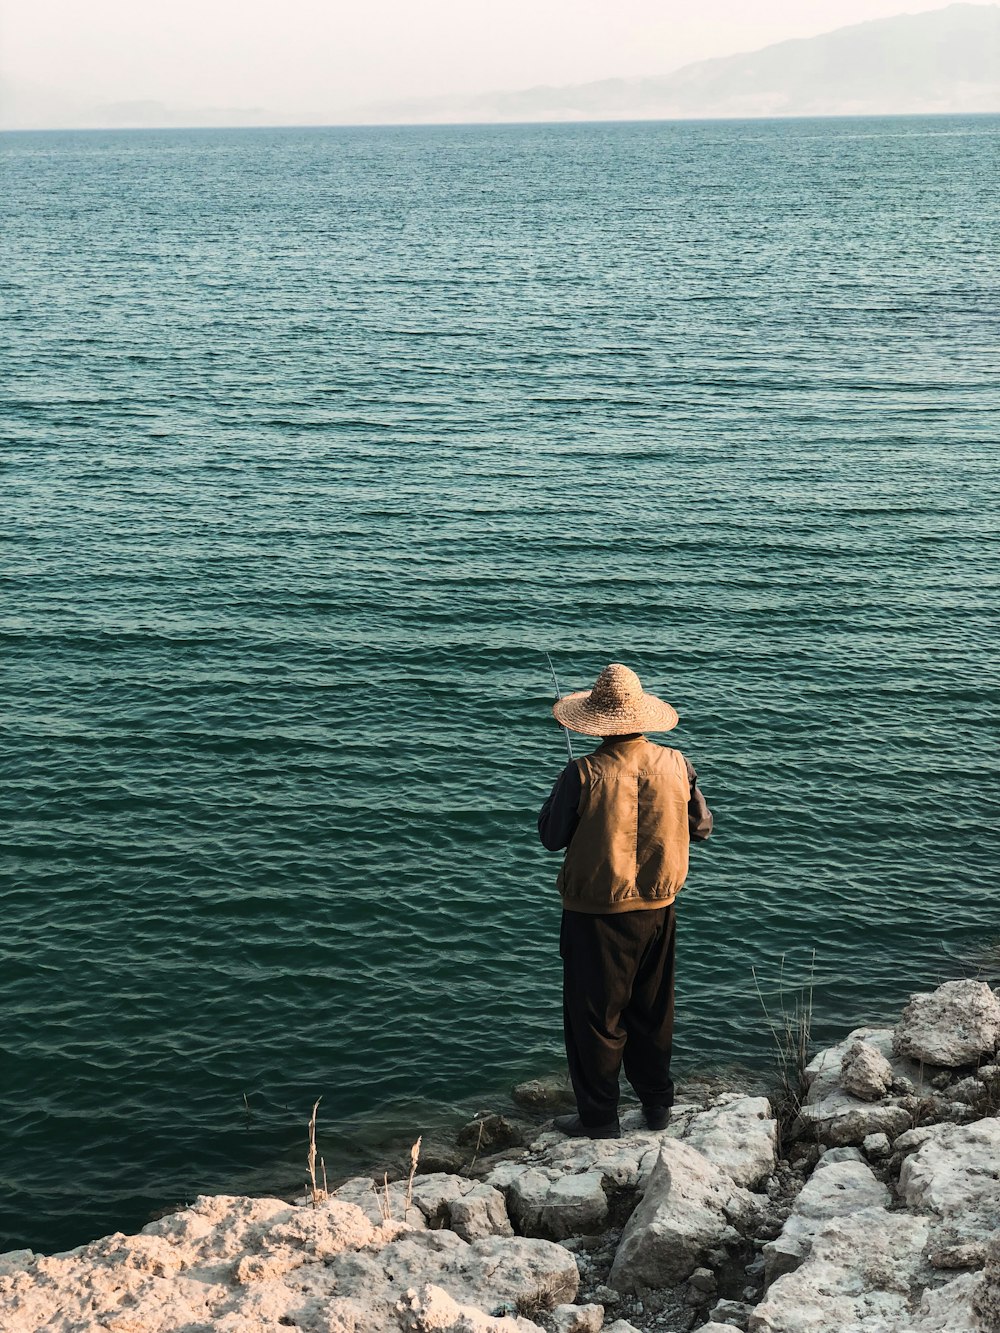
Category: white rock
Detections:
[
  {"x1": 549, "y1": 1302, "x2": 605, "y2": 1333},
  {"x1": 0, "y1": 1193, "x2": 578, "y2": 1333},
  {"x1": 910, "y1": 1272, "x2": 983, "y2": 1331},
  {"x1": 396, "y1": 1282, "x2": 545, "y2": 1332},
  {"x1": 893, "y1": 1124, "x2": 949, "y2": 1155},
  {"x1": 749, "y1": 1208, "x2": 930, "y2": 1332},
  {"x1": 814, "y1": 1146, "x2": 863, "y2": 1167},
  {"x1": 708, "y1": 1297, "x2": 754, "y2": 1327},
  {"x1": 693, "y1": 1326, "x2": 746, "y2": 1333},
  {"x1": 603, "y1": 1322, "x2": 644, "y2": 1333},
  {"x1": 332, "y1": 1174, "x2": 430, "y2": 1229},
  {"x1": 762, "y1": 1158, "x2": 890, "y2": 1283},
  {"x1": 491, "y1": 1165, "x2": 608, "y2": 1240},
  {"x1": 840, "y1": 1040, "x2": 893, "y2": 1101},
  {"x1": 407, "y1": 1174, "x2": 514, "y2": 1241},
  {"x1": 0, "y1": 1249, "x2": 34, "y2": 1277},
  {"x1": 799, "y1": 1099, "x2": 911, "y2": 1147},
  {"x1": 803, "y1": 1027, "x2": 922, "y2": 1101},
  {"x1": 682, "y1": 1096, "x2": 778, "y2": 1189},
  {"x1": 898, "y1": 1115, "x2": 1000, "y2": 1252},
  {"x1": 862, "y1": 1132, "x2": 890, "y2": 1157},
  {"x1": 975, "y1": 1231, "x2": 1000, "y2": 1332},
  {"x1": 609, "y1": 1139, "x2": 754, "y2": 1292},
  {"x1": 798, "y1": 1027, "x2": 918, "y2": 1146},
  {"x1": 893, "y1": 980, "x2": 1000, "y2": 1067}
]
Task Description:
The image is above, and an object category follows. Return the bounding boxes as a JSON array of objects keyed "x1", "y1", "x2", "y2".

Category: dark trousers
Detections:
[{"x1": 560, "y1": 905, "x2": 676, "y2": 1125}]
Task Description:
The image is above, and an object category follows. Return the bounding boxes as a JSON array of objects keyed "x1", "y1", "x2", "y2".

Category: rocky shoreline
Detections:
[{"x1": 3, "y1": 979, "x2": 1000, "y2": 1332}]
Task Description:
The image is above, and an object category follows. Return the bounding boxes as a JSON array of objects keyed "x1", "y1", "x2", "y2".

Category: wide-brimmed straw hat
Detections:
[{"x1": 553, "y1": 663, "x2": 679, "y2": 737}]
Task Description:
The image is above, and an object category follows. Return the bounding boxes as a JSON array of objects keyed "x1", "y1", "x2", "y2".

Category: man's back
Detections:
[{"x1": 558, "y1": 736, "x2": 692, "y2": 912}]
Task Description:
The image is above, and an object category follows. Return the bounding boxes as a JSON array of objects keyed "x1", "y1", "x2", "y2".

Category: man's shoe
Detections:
[
  {"x1": 553, "y1": 1113, "x2": 621, "y2": 1140},
  {"x1": 643, "y1": 1105, "x2": 671, "y2": 1130}
]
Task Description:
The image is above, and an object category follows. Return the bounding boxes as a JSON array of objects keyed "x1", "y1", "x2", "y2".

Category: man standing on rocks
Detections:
[{"x1": 538, "y1": 663, "x2": 713, "y2": 1139}]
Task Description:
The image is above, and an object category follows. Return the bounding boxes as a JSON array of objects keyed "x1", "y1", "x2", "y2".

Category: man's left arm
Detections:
[{"x1": 684, "y1": 756, "x2": 713, "y2": 841}]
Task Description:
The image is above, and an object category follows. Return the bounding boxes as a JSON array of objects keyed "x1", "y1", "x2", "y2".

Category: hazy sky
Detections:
[{"x1": 0, "y1": 0, "x2": 968, "y2": 115}]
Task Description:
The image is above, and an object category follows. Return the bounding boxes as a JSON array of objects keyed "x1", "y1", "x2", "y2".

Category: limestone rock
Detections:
[
  {"x1": 797, "y1": 1027, "x2": 919, "y2": 1146},
  {"x1": 332, "y1": 1174, "x2": 430, "y2": 1229},
  {"x1": 485, "y1": 1164, "x2": 607, "y2": 1239},
  {"x1": 839, "y1": 1039, "x2": 893, "y2": 1101},
  {"x1": 549, "y1": 1303, "x2": 604, "y2": 1333},
  {"x1": 694, "y1": 1326, "x2": 747, "y2": 1333},
  {"x1": 893, "y1": 979, "x2": 1000, "y2": 1067},
  {"x1": 457, "y1": 1114, "x2": 525, "y2": 1154},
  {"x1": 408, "y1": 1174, "x2": 514, "y2": 1241},
  {"x1": 910, "y1": 1272, "x2": 983, "y2": 1331},
  {"x1": 708, "y1": 1298, "x2": 754, "y2": 1327},
  {"x1": 511, "y1": 1077, "x2": 575, "y2": 1111},
  {"x1": 683, "y1": 1096, "x2": 778, "y2": 1189},
  {"x1": 898, "y1": 1116, "x2": 1000, "y2": 1251},
  {"x1": 609, "y1": 1139, "x2": 755, "y2": 1292},
  {"x1": 0, "y1": 1193, "x2": 578, "y2": 1333},
  {"x1": 603, "y1": 1322, "x2": 644, "y2": 1333},
  {"x1": 396, "y1": 1282, "x2": 545, "y2": 1332},
  {"x1": 974, "y1": 1231, "x2": 1000, "y2": 1333},
  {"x1": 762, "y1": 1157, "x2": 890, "y2": 1283},
  {"x1": 749, "y1": 1208, "x2": 930, "y2": 1332},
  {"x1": 893, "y1": 1123, "x2": 949, "y2": 1155},
  {"x1": 802, "y1": 1100, "x2": 910, "y2": 1148},
  {"x1": 862, "y1": 1131, "x2": 890, "y2": 1157}
]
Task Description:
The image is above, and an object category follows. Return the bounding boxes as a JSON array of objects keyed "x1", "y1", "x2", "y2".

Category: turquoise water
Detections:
[{"x1": 2, "y1": 116, "x2": 998, "y2": 1254}]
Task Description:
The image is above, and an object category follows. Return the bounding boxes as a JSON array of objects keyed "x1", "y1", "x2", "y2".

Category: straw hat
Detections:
[{"x1": 553, "y1": 663, "x2": 679, "y2": 737}]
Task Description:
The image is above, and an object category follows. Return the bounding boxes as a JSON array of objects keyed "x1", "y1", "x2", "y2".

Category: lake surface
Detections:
[{"x1": 2, "y1": 115, "x2": 998, "y2": 1254}]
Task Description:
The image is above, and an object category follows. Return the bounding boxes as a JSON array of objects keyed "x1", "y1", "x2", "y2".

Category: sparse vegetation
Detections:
[{"x1": 752, "y1": 951, "x2": 816, "y2": 1151}]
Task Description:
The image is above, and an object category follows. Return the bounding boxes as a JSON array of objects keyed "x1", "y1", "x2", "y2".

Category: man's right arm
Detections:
[{"x1": 537, "y1": 761, "x2": 583, "y2": 851}]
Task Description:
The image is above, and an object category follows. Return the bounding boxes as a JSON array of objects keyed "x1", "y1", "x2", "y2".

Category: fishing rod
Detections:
[{"x1": 545, "y1": 652, "x2": 574, "y2": 764}]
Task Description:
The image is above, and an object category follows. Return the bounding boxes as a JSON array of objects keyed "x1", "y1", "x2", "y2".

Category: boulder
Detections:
[
  {"x1": 396, "y1": 1282, "x2": 546, "y2": 1332},
  {"x1": 486, "y1": 1164, "x2": 608, "y2": 1239},
  {"x1": 683, "y1": 1096, "x2": 778, "y2": 1189},
  {"x1": 898, "y1": 1116, "x2": 1000, "y2": 1252},
  {"x1": 893, "y1": 980, "x2": 1000, "y2": 1067},
  {"x1": 457, "y1": 1114, "x2": 525, "y2": 1154},
  {"x1": 549, "y1": 1303, "x2": 605, "y2": 1333},
  {"x1": 800, "y1": 1100, "x2": 910, "y2": 1148},
  {"x1": 511, "y1": 1077, "x2": 575, "y2": 1111},
  {"x1": 839, "y1": 1040, "x2": 893, "y2": 1101},
  {"x1": 762, "y1": 1157, "x2": 890, "y2": 1283},
  {"x1": 796, "y1": 1027, "x2": 919, "y2": 1146},
  {"x1": 708, "y1": 1298, "x2": 755, "y2": 1327},
  {"x1": 609, "y1": 1139, "x2": 755, "y2": 1292},
  {"x1": 749, "y1": 1208, "x2": 931, "y2": 1332},
  {"x1": 331, "y1": 1174, "x2": 430, "y2": 1229},
  {"x1": 408, "y1": 1175, "x2": 514, "y2": 1242},
  {"x1": 0, "y1": 1193, "x2": 579, "y2": 1333},
  {"x1": 974, "y1": 1231, "x2": 1000, "y2": 1332},
  {"x1": 910, "y1": 1272, "x2": 984, "y2": 1331}
]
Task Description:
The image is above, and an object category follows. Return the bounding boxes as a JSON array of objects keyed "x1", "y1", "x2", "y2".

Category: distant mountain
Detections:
[
  {"x1": 3, "y1": 4, "x2": 998, "y2": 131},
  {"x1": 363, "y1": 4, "x2": 1000, "y2": 124}
]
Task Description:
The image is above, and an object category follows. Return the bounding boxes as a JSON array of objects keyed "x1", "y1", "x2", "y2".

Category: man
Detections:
[{"x1": 538, "y1": 662, "x2": 713, "y2": 1139}]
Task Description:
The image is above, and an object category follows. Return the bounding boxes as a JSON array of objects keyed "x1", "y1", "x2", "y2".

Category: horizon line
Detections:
[{"x1": 4, "y1": 108, "x2": 1000, "y2": 136}]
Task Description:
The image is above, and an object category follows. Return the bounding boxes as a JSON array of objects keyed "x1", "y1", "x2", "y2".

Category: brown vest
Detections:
[{"x1": 557, "y1": 735, "x2": 691, "y2": 914}]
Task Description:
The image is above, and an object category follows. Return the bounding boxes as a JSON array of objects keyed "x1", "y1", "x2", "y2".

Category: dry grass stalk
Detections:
[
  {"x1": 468, "y1": 1118, "x2": 486, "y2": 1171},
  {"x1": 371, "y1": 1172, "x2": 393, "y2": 1223},
  {"x1": 404, "y1": 1136, "x2": 422, "y2": 1221},
  {"x1": 306, "y1": 1098, "x2": 326, "y2": 1208}
]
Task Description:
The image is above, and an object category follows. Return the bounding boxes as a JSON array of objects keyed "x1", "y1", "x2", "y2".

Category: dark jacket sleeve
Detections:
[
  {"x1": 684, "y1": 756, "x2": 713, "y2": 842},
  {"x1": 538, "y1": 761, "x2": 583, "y2": 851}
]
